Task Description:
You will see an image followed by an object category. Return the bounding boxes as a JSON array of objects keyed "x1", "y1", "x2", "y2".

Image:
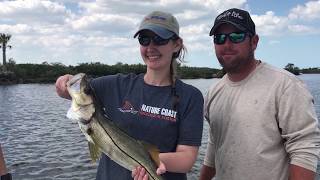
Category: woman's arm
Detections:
[
  {"x1": 159, "y1": 145, "x2": 198, "y2": 173},
  {"x1": 132, "y1": 145, "x2": 199, "y2": 179}
]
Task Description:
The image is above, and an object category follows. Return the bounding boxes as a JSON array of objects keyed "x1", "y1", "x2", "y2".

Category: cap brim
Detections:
[
  {"x1": 209, "y1": 21, "x2": 246, "y2": 36},
  {"x1": 134, "y1": 24, "x2": 175, "y2": 39}
]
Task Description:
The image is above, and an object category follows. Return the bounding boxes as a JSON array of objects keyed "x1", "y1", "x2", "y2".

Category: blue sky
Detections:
[{"x1": 0, "y1": 0, "x2": 319, "y2": 69}]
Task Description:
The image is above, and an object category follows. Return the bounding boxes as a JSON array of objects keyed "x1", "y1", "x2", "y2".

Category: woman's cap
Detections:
[
  {"x1": 134, "y1": 11, "x2": 179, "y2": 39},
  {"x1": 209, "y1": 8, "x2": 256, "y2": 36}
]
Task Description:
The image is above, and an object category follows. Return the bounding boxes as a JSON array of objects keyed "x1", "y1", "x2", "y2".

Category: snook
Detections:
[{"x1": 66, "y1": 73, "x2": 162, "y2": 180}]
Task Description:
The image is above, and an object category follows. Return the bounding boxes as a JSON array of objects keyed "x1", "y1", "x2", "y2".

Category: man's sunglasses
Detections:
[
  {"x1": 138, "y1": 35, "x2": 177, "y2": 46},
  {"x1": 213, "y1": 32, "x2": 250, "y2": 45}
]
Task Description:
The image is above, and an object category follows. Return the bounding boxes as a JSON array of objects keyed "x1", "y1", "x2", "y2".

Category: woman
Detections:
[{"x1": 56, "y1": 11, "x2": 203, "y2": 180}]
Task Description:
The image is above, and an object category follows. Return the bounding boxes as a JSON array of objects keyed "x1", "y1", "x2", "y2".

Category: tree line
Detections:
[
  {"x1": 284, "y1": 63, "x2": 320, "y2": 75},
  {"x1": 1, "y1": 60, "x2": 318, "y2": 84},
  {"x1": 0, "y1": 61, "x2": 221, "y2": 84}
]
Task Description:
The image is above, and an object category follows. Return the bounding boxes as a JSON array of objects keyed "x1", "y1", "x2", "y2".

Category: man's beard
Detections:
[{"x1": 218, "y1": 50, "x2": 254, "y2": 73}]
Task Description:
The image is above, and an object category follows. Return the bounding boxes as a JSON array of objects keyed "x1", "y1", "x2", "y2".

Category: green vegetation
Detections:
[
  {"x1": 300, "y1": 67, "x2": 320, "y2": 74},
  {"x1": 284, "y1": 63, "x2": 320, "y2": 75},
  {"x1": 1, "y1": 61, "x2": 319, "y2": 85},
  {"x1": 0, "y1": 33, "x2": 12, "y2": 72},
  {"x1": 0, "y1": 60, "x2": 221, "y2": 84},
  {"x1": 284, "y1": 63, "x2": 300, "y2": 75}
]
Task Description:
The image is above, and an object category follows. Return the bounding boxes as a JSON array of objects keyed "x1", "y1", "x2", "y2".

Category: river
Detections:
[{"x1": 0, "y1": 74, "x2": 319, "y2": 180}]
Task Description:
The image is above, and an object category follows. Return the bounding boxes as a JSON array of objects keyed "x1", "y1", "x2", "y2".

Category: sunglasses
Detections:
[
  {"x1": 213, "y1": 32, "x2": 249, "y2": 45},
  {"x1": 138, "y1": 35, "x2": 177, "y2": 46}
]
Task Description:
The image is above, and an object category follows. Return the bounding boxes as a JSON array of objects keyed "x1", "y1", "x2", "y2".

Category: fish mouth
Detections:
[
  {"x1": 67, "y1": 73, "x2": 93, "y2": 106},
  {"x1": 68, "y1": 73, "x2": 85, "y2": 85},
  {"x1": 67, "y1": 73, "x2": 86, "y2": 92}
]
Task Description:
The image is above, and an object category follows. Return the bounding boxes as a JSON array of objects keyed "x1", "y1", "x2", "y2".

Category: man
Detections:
[{"x1": 199, "y1": 8, "x2": 320, "y2": 180}]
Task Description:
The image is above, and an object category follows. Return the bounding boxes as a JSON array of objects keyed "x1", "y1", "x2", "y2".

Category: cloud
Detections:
[
  {"x1": 192, "y1": 0, "x2": 246, "y2": 11},
  {"x1": 70, "y1": 14, "x2": 137, "y2": 35},
  {"x1": 1, "y1": 0, "x2": 319, "y2": 67},
  {"x1": 0, "y1": 24, "x2": 32, "y2": 34},
  {"x1": 288, "y1": 24, "x2": 316, "y2": 33},
  {"x1": 252, "y1": 11, "x2": 288, "y2": 36},
  {"x1": 0, "y1": 0, "x2": 72, "y2": 25},
  {"x1": 251, "y1": 1, "x2": 320, "y2": 36},
  {"x1": 289, "y1": 0, "x2": 320, "y2": 20}
]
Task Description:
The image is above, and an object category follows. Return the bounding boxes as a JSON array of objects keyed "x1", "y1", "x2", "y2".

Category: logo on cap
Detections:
[
  {"x1": 216, "y1": 10, "x2": 244, "y2": 21},
  {"x1": 146, "y1": 15, "x2": 167, "y2": 21}
]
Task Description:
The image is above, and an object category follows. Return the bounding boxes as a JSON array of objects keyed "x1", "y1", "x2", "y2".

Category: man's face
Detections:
[{"x1": 213, "y1": 24, "x2": 256, "y2": 73}]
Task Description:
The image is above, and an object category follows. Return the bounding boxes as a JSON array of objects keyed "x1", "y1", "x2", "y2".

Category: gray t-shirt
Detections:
[
  {"x1": 204, "y1": 62, "x2": 320, "y2": 180},
  {"x1": 91, "y1": 73, "x2": 204, "y2": 180}
]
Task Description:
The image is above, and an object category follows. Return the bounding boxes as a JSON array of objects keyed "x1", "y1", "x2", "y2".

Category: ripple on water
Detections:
[{"x1": 1, "y1": 77, "x2": 320, "y2": 180}]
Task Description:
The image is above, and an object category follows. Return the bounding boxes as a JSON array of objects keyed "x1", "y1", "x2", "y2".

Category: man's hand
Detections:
[{"x1": 289, "y1": 164, "x2": 315, "y2": 180}]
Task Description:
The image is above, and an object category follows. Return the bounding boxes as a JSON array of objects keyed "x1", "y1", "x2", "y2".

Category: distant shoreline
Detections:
[
  {"x1": 0, "y1": 62, "x2": 319, "y2": 85},
  {"x1": 0, "y1": 62, "x2": 222, "y2": 85}
]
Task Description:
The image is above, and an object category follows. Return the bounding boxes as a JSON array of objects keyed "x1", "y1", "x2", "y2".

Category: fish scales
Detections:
[{"x1": 66, "y1": 73, "x2": 163, "y2": 180}]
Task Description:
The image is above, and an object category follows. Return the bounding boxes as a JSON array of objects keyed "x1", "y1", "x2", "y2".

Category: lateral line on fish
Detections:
[{"x1": 98, "y1": 119, "x2": 157, "y2": 180}]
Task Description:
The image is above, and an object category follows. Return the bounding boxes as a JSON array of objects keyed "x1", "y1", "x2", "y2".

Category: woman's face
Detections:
[{"x1": 139, "y1": 30, "x2": 182, "y2": 72}]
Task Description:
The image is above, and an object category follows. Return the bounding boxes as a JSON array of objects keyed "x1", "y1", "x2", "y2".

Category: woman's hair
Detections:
[{"x1": 170, "y1": 36, "x2": 187, "y2": 110}]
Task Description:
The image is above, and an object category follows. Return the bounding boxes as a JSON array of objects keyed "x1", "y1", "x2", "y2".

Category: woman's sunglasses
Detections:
[
  {"x1": 138, "y1": 35, "x2": 177, "y2": 46},
  {"x1": 213, "y1": 32, "x2": 250, "y2": 45}
]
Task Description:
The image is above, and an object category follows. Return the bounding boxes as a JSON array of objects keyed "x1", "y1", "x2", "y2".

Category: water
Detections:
[
  {"x1": 0, "y1": 85, "x2": 97, "y2": 179},
  {"x1": 0, "y1": 74, "x2": 319, "y2": 180}
]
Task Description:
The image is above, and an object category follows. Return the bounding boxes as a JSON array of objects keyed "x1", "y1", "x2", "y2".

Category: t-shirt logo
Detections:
[
  {"x1": 118, "y1": 101, "x2": 138, "y2": 114},
  {"x1": 118, "y1": 101, "x2": 177, "y2": 122},
  {"x1": 140, "y1": 104, "x2": 177, "y2": 122}
]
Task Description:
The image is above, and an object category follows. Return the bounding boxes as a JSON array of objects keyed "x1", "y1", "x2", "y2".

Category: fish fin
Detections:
[
  {"x1": 142, "y1": 142, "x2": 161, "y2": 167},
  {"x1": 88, "y1": 142, "x2": 101, "y2": 163}
]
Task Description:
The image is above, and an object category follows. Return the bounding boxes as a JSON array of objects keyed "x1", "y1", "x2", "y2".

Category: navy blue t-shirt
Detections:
[{"x1": 91, "y1": 73, "x2": 204, "y2": 180}]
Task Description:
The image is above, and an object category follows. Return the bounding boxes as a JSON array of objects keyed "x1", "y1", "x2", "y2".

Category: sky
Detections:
[{"x1": 0, "y1": 0, "x2": 319, "y2": 69}]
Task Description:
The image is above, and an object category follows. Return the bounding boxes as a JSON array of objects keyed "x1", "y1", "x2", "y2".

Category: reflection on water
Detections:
[
  {"x1": 0, "y1": 85, "x2": 96, "y2": 180},
  {"x1": 0, "y1": 74, "x2": 319, "y2": 180}
]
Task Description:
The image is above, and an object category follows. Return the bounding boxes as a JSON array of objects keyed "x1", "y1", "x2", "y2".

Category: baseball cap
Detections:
[
  {"x1": 209, "y1": 8, "x2": 255, "y2": 36},
  {"x1": 134, "y1": 11, "x2": 179, "y2": 39}
]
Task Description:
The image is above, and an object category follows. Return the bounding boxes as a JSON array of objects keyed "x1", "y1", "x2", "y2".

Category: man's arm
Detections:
[
  {"x1": 278, "y1": 79, "x2": 320, "y2": 178},
  {"x1": 199, "y1": 165, "x2": 216, "y2": 180},
  {"x1": 289, "y1": 164, "x2": 315, "y2": 180}
]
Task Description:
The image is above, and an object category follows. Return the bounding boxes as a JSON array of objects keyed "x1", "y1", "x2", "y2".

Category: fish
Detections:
[{"x1": 66, "y1": 73, "x2": 163, "y2": 180}]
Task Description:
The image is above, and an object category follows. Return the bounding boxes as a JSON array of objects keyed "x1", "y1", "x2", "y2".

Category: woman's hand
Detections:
[
  {"x1": 132, "y1": 166, "x2": 148, "y2": 180},
  {"x1": 55, "y1": 74, "x2": 73, "y2": 99},
  {"x1": 132, "y1": 161, "x2": 166, "y2": 180}
]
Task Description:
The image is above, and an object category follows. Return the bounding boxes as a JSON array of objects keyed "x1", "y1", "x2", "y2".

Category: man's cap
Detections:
[
  {"x1": 209, "y1": 8, "x2": 255, "y2": 36},
  {"x1": 134, "y1": 11, "x2": 179, "y2": 39}
]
